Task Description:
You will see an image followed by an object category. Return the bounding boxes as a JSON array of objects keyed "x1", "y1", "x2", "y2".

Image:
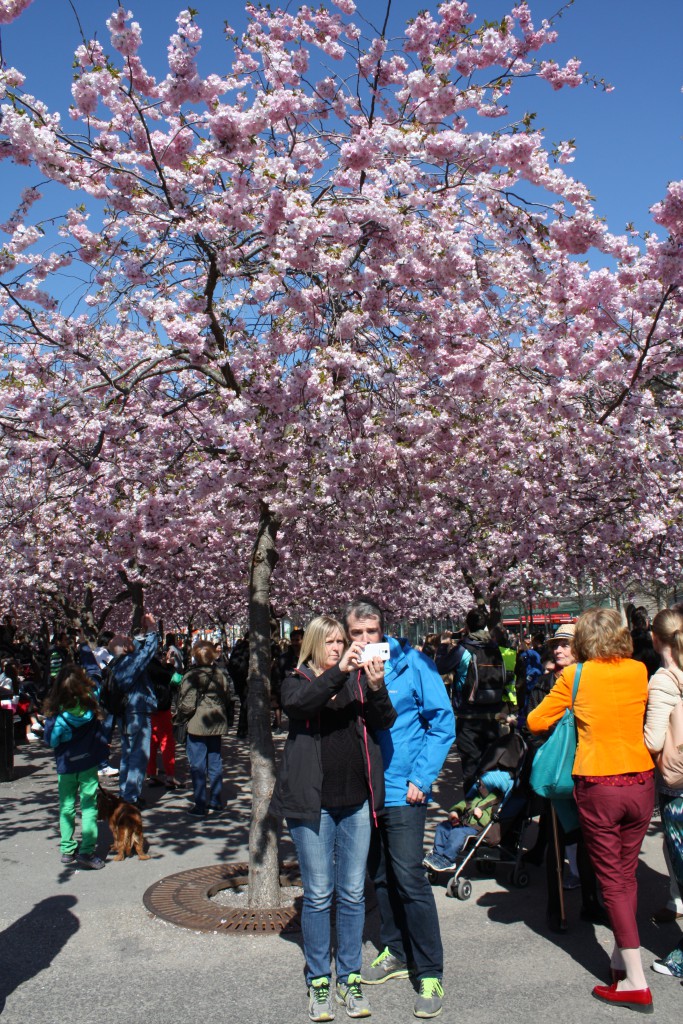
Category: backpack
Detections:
[
  {"x1": 99, "y1": 656, "x2": 127, "y2": 717},
  {"x1": 459, "y1": 637, "x2": 506, "y2": 707},
  {"x1": 50, "y1": 714, "x2": 110, "y2": 773}
]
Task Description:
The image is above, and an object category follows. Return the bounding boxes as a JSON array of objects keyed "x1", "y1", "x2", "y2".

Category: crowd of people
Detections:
[{"x1": 1, "y1": 598, "x2": 682, "y2": 1020}]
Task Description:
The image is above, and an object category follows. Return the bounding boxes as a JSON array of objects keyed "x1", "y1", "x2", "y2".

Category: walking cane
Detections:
[{"x1": 550, "y1": 804, "x2": 567, "y2": 930}]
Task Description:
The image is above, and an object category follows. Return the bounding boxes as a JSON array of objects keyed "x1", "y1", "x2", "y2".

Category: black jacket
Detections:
[{"x1": 269, "y1": 663, "x2": 397, "y2": 822}]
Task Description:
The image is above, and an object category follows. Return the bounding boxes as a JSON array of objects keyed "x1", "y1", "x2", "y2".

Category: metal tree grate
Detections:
[{"x1": 142, "y1": 862, "x2": 302, "y2": 934}]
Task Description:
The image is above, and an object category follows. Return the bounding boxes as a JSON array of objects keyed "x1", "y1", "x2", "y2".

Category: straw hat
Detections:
[{"x1": 550, "y1": 623, "x2": 575, "y2": 642}]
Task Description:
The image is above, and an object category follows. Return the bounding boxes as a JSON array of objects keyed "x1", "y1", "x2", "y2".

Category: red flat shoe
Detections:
[{"x1": 592, "y1": 984, "x2": 653, "y2": 1014}]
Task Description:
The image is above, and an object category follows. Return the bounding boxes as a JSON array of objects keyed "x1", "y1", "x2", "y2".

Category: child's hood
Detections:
[{"x1": 60, "y1": 704, "x2": 94, "y2": 726}]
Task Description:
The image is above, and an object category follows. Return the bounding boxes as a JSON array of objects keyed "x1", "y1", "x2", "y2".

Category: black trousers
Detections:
[{"x1": 455, "y1": 717, "x2": 500, "y2": 796}]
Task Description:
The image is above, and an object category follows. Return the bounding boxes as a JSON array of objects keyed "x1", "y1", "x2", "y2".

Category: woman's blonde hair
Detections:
[
  {"x1": 572, "y1": 607, "x2": 633, "y2": 662},
  {"x1": 298, "y1": 615, "x2": 346, "y2": 675},
  {"x1": 651, "y1": 608, "x2": 683, "y2": 671}
]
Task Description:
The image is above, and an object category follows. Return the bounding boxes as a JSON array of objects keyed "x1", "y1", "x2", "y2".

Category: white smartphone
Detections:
[{"x1": 359, "y1": 642, "x2": 390, "y2": 664}]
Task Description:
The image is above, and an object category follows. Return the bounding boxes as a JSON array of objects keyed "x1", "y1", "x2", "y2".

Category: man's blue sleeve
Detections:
[
  {"x1": 112, "y1": 632, "x2": 159, "y2": 691},
  {"x1": 408, "y1": 653, "x2": 455, "y2": 795}
]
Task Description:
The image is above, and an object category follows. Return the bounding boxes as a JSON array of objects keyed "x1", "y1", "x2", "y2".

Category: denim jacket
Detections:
[{"x1": 109, "y1": 631, "x2": 159, "y2": 714}]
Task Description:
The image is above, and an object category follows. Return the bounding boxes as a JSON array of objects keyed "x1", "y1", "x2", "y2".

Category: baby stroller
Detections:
[{"x1": 426, "y1": 730, "x2": 533, "y2": 900}]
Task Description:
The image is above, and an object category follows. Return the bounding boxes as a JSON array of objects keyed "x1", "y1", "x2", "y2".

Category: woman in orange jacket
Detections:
[{"x1": 527, "y1": 608, "x2": 654, "y2": 1014}]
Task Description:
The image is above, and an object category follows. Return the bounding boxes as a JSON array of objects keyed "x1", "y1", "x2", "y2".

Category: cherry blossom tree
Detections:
[{"x1": 1, "y1": 0, "x2": 682, "y2": 904}]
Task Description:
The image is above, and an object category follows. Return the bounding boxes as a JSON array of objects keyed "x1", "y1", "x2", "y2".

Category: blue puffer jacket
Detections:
[
  {"x1": 109, "y1": 631, "x2": 159, "y2": 714},
  {"x1": 44, "y1": 708, "x2": 108, "y2": 774},
  {"x1": 377, "y1": 636, "x2": 455, "y2": 806}
]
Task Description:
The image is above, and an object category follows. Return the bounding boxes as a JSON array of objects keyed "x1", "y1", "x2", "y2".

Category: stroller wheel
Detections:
[
  {"x1": 512, "y1": 868, "x2": 530, "y2": 888},
  {"x1": 448, "y1": 877, "x2": 472, "y2": 901}
]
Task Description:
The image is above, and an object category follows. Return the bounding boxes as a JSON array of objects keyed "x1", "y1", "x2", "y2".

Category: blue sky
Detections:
[{"x1": 0, "y1": 0, "x2": 681, "y2": 235}]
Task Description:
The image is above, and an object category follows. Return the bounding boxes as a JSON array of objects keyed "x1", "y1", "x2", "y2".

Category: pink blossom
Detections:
[
  {"x1": 0, "y1": 0, "x2": 33, "y2": 25},
  {"x1": 538, "y1": 58, "x2": 583, "y2": 90},
  {"x1": 106, "y1": 9, "x2": 143, "y2": 58}
]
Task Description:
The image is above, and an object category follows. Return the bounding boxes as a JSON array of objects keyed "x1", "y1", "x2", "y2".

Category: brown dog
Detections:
[{"x1": 97, "y1": 785, "x2": 150, "y2": 861}]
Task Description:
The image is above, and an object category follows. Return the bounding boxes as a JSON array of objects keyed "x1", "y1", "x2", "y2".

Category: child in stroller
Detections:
[
  {"x1": 423, "y1": 768, "x2": 513, "y2": 872},
  {"x1": 422, "y1": 731, "x2": 532, "y2": 899}
]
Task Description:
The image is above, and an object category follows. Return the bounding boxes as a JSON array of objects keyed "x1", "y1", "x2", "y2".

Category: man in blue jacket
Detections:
[
  {"x1": 107, "y1": 613, "x2": 159, "y2": 806},
  {"x1": 343, "y1": 599, "x2": 455, "y2": 1020}
]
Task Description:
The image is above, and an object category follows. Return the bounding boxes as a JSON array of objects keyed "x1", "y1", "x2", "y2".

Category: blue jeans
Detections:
[
  {"x1": 433, "y1": 820, "x2": 478, "y2": 862},
  {"x1": 186, "y1": 734, "x2": 223, "y2": 812},
  {"x1": 98, "y1": 713, "x2": 115, "y2": 771},
  {"x1": 288, "y1": 803, "x2": 371, "y2": 985},
  {"x1": 119, "y1": 712, "x2": 152, "y2": 802},
  {"x1": 367, "y1": 804, "x2": 443, "y2": 979}
]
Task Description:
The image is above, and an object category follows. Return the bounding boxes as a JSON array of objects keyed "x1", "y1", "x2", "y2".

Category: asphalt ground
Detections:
[{"x1": 1, "y1": 732, "x2": 682, "y2": 1024}]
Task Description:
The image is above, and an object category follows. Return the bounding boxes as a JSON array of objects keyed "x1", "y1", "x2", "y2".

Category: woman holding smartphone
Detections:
[{"x1": 270, "y1": 615, "x2": 396, "y2": 1023}]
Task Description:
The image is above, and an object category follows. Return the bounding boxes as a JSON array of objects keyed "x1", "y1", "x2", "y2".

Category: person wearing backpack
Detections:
[
  {"x1": 42, "y1": 663, "x2": 109, "y2": 869},
  {"x1": 450, "y1": 608, "x2": 507, "y2": 796},
  {"x1": 107, "y1": 614, "x2": 159, "y2": 806},
  {"x1": 176, "y1": 641, "x2": 234, "y2": 816}
]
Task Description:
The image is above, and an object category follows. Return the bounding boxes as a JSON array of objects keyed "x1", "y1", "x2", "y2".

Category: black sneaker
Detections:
[
  {"x1": 60, "y1": 853, "x2": 77, "y2": 866},
  {"x1": 77, "y1": 852, "x2": 105, "y2": 870}
]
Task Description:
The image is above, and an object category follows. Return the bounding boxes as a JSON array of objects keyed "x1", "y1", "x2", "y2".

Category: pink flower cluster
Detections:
[{"x1": 0, "y1": 0, "x2": 681, "y2": 634}]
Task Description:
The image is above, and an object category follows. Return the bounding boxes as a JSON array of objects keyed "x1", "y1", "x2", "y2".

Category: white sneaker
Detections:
[{"x1": 98, "y1": 765, "x2": 119, "y2": 777}]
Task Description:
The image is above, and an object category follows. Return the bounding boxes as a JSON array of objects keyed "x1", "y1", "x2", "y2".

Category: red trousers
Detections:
[
  {"x1": 147, "y1": 710, "x2": 176, "y2": 778},
  {"x1": 575, "y1": 775, "x2": 654, "y2": 949}
]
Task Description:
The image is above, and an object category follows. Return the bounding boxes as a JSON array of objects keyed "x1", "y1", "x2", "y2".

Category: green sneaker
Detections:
[
  {"x1": 335, "y1": 973, "x2": 371, "y2": 1018},
  {"x1": 309, "y1": 977, "x2": 335, "y2": 1022},
  {"x1": 361, "y1": 948, "x2": 409, "y2": 985},
  {"x1": 414, "y1": 978, "x2": 444, "y2": 1019}
]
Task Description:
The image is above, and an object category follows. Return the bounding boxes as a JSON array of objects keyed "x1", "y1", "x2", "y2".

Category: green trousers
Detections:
[{"x1": 58, "y1": 766, "x2": 99, "y2": 855}]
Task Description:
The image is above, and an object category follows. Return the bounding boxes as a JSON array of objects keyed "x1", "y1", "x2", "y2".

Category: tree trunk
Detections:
[
  {"x1": 81, "y1": 586, "x2": 98, "y2": 643},
  {"x1": 247, "y1": 501, "x2": 282, "y2": 908},
  {"x1": 130, "y1": 580, "x2": 144, "y2": 633},
  {"x1": 184, "y1": 616, "x2": 194, "y2": 670},
  {"x1": 488, "y1": 593, "x2": 502, "y2": 629}
]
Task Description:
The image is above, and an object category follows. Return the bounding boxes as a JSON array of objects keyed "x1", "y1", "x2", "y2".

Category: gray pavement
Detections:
[{"x1": 1, "y1": 735, "x2": 682, "y2": 1023}]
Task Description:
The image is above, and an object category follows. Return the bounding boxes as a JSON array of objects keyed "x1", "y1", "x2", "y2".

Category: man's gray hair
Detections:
[{"x1": 342, "y1": 598, "x2": 385, "y2": 635}]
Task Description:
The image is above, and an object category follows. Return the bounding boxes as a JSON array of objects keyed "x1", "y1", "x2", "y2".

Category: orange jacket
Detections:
[{"x1": 526, "y1": 658, "x2": 653, "y2": 777}]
